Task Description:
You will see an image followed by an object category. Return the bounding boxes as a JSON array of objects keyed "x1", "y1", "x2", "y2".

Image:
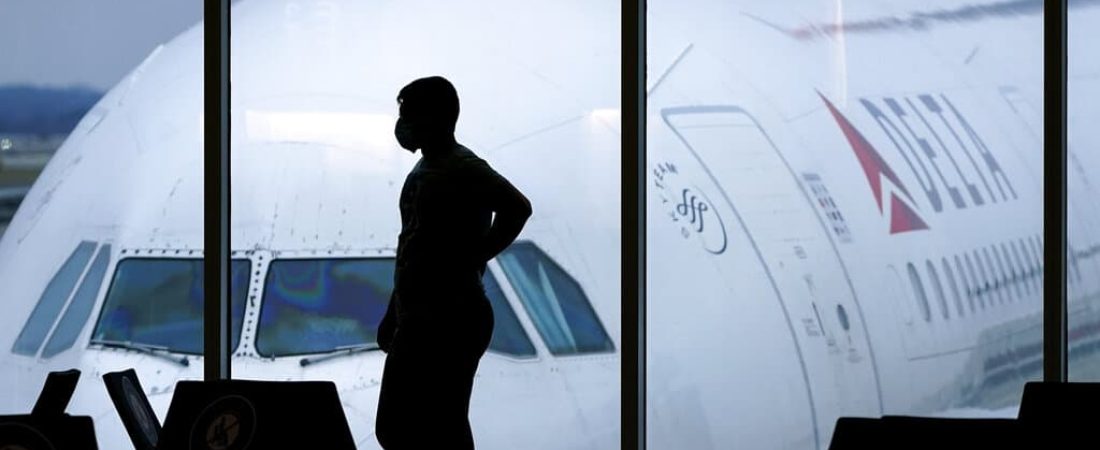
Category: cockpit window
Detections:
[
  {"x1": 91, "y1": 259, "x2": 250, "y2": 355},
  {"x1": 496, "y1": 242, "x2": 614, "y2": 355},
  {"x1": 484, "y1": 268, "x2": 536, "y2": 358},
  {"x1": 42, "y1": 245, "x2": 113, "y2": 358},
  {"x1": 12, "y1": 241, "x2": 98, "y2": 356},
  {"x1": 256, "y1": 259, "x2": 391, "y2": 357},
  {"x1": 255, "y1": 258, "x2": 538, "y2": 359}
]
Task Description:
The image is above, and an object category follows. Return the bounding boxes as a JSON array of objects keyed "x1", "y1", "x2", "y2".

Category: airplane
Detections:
[
  {"x1": 0, "y1": 0, "x2": 1096, "y2": 449},
  {"x1": 645, "y1": 0, "x2": 1100, "y2": 448},
  {"x1": 0, "y1": 0, "x2": 620, "y2": 448}
]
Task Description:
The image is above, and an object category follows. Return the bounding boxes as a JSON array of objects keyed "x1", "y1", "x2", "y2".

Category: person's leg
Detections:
[
  {"x1": 376, "y1": 325, "x2": 434, "y2": 449},
  {"x1": 380, "y1": 296, "x2": 494, "y2": 449},
  {"x1": 413, "y1": 346, "x2": 480, "y2": 450},
  {"x1": 436, "y1": 298, "x2": 494, "y2": 449},
  {"x1": 375, "y1": 347, "x2": 413, "y2": 449}
]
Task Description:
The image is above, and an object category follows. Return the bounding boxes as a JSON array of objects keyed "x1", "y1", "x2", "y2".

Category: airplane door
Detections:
[{"x1": 661, "y1": 106, "x2": 883, "y2": 440}]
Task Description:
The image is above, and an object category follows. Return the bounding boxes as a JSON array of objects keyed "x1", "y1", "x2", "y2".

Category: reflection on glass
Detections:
[
  {"x1": 648, "y1": 1, "x2": 1043, "y2": 448},
  {"x1": 92, "y1": 259, "x2": 249, "y2": 354},
  {"x1": 257, "y1": 259, "x2": 390, "y2": 356},
  {"x1": 1068, "y1": 3, "x2": 1100, "y2": 381},
  {"x1": 255, "y1": 257, "x2": 540, "y2": 359}
]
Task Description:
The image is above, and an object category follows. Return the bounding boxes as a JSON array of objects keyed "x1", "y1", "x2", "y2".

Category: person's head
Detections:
[{"x1": 394, "y1": 76, "x2": 460, "y2": 152}]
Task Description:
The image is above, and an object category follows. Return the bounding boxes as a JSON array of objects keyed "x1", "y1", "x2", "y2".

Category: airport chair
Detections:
[
  {"x1": 0, "y1": 368, "x2": 97, "y2": 449},
  {"x1": 32, "y1": 368, "x2": 81, "y2": 416},
  {"x1": 830, "y1": 415, "x2": 1022, "y2": 449},
  {"x1": 1018, "y1": 381, "x2": 1100, "y2": 448},
  {"x1": 102, "y1": 369, "x2": 161, "y2": 450},
  {"x1": 157, "y1": 379, "x2": 356, "y2": 450},
  {"x1": 828, "y1": 417, "x2": 883, "y2": 450}
]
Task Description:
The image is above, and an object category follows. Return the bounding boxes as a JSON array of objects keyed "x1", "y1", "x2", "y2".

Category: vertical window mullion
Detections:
[
  {"x1": 1043, "y1": 0, "x2": 1068, "y2": 383},
  {"x1": 623, "y1": 0, "x2": 645, "y2": 449},
  {"x1": 203, "y1": 0, "x2": 232, "y2": 381}
]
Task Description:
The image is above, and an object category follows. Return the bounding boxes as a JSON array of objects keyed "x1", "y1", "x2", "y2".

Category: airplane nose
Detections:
[
  {"x1": 228, "y1": 353, "x2": 386, "y2": 447},
  {"x1": 340, "y1": 382, "x2": 383, "y2": 449}
]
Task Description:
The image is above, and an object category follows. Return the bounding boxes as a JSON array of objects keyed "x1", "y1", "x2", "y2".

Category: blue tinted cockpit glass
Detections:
[
  {"x1": 497, "y1": 242, "x2": 614, "y2": 355},
  {"x1": 256, "y1": 259, "x2": 392, "y2": 357},
  {"x1": 484, "y1": 270, "x2": 537, "y2": 358},
  {"x1": 12, "y1": 241, "x2": 97, "y2": 356},
  {"x1": 257, "y1": 257, "x2": 538, "y2": 359},
  {"x1": 91, "y1": 259, "x2": 250, "y2": 354}
]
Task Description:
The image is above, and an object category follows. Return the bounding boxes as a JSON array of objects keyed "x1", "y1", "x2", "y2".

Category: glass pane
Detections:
[
  {"x1": 255, "y1": 257, "x2": 538, "y2": 359},
  {"x1": 91, "y1": 259, "x2": 249, "y2": 354},
  {"x1": 0, "y1": 2, "x2": 204, "y2": 447},
  {"x1": 10, "y1": 241, "x2": 96, "y2": 355},
  {"x1": 42, "y1": 244, "x2": 113, "y2": 358},
  {"x1": 1068, "y1": 3, "x2": 1100, "y2": 380},
  {"x1": 484, "y1": 265, "x2": 537, "y2": 358},
  {"x1": 257, "y1": 259, "x2": 391, "y2": 357},
  {"x1": 231, "y1": 1, "x2": 620, "y2": 447},
  {"x1": 497, "y1": 242, "x2": 615, "y2": 355},
  {"x1": 647, "y1": 1, "x2": 1043, "y2": 448}
]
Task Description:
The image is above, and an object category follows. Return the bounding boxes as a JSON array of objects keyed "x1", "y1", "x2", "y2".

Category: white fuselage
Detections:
[
  {"x1": 646, "y1": 1, "x2": 1100, "y2": 449},
  {"x1": 1, "y1": 1, "x2": 1098, "y2": 450}
]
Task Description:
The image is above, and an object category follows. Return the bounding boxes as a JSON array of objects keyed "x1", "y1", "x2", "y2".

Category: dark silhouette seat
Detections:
[
  {"x1": 156, "y1": 379, "x2": 355, "y2": 450},
  {"x1": 32, "y1": 368, "x2": 81, "y2": 416},
  {"x1": 830, "y1": 415, "x2": 1021, "y2": 449},
  {"x1": 1017, "y1": 381, "x2": 1100, "y2": 447},
  {"x1": 102, "y1": 369, "x2": 161, "y2": 450},
  {"x1": 0, "y1": 369, "x2": 97, "y2": 449}
]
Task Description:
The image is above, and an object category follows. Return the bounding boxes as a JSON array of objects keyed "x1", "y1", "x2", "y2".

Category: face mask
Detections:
[{"x1": 394, "y1": 117, "x2": 419, "y2": 153}]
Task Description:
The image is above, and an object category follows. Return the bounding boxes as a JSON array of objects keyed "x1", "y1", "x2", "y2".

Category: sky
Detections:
[{"x1": 0, "y1": 0, "x2": 203, "y2": 91}]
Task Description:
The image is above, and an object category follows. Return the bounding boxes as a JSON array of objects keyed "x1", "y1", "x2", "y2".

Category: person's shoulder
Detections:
[
  {"x1": 454, "y1": 144, "x2": 492, "y2": 171},
  {"x1": 453, "y1": 143, "x2": 481, "y2": 160}
]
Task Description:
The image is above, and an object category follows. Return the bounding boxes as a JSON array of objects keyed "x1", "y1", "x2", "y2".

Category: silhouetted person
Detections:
[{"x1": 374, "y1": 76, "x2": 532, "y2": 449}]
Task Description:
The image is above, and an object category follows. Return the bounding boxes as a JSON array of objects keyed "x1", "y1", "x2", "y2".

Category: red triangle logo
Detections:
[
  {"x1": 820, "y1": 92, "x2": 929, "y2": 234},
  {"x1": 889, "y1": 193, "x2": 929, "y2": 233}
]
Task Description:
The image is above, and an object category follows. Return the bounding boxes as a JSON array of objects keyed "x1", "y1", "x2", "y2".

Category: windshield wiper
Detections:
[
  {"x1": 299, "y1": 343, "x2": 381, "y2": 367},
  {"x1": 89, "y1": 340, "x2": 190, "y2": 367}
]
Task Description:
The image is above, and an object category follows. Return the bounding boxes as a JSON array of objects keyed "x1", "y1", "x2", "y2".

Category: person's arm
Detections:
[
  {"x1": 472, "y1": 159, "x2": 532, "y2": 266},
  {"x1": 377, "y1": 290, "x2": 397, "y2": 353}
]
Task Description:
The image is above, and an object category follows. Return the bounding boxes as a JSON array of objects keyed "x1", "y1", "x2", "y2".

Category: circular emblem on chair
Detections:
[{"x1": 189, "y1": 395, "x2": 256, "y2": 450}]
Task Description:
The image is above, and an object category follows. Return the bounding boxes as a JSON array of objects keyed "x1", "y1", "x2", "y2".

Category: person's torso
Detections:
[{"x1": 395, "y1": 144, "x2": 492, "y2": 298}]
